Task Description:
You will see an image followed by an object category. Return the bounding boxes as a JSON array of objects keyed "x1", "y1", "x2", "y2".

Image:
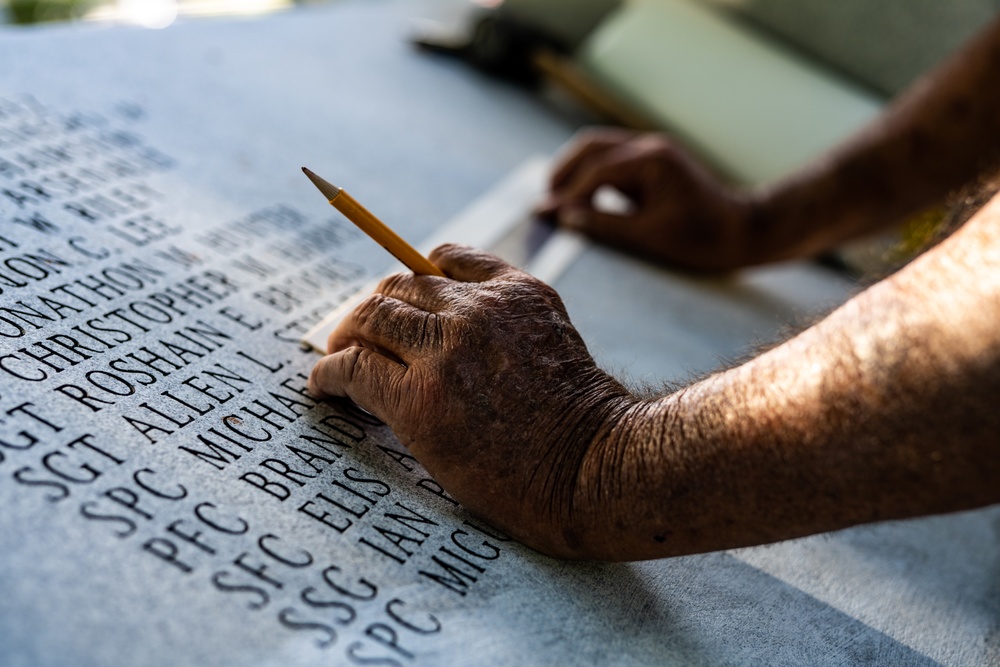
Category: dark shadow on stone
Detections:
[{"x1": 541, "y1": 552, "x2": 941, "y2": 666}]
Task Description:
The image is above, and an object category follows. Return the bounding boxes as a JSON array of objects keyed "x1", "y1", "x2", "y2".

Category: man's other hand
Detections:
[{"x1": 537, "y1": 128, "x2": 757, "y2": 271}]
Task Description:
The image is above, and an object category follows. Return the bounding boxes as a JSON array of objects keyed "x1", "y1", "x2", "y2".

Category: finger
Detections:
[
  {"x1": 309, "y1": 346, "x2": 407, "y2": 424},
  {"x1": 550, "y1": 140, "x2": 616, "y2": 192},
  {"x1": 557, "y1": 149, "x2": 647, "y2": 207},
  {"x1": 550, "y1": 127, "x2": 636, "y2": 191},
  {"x1": 428, "y1": 243, "x2": 520, "y2": 282},
  {"x1": 375, "y1": 272, "x2": 448, "y2": 313},
  {"x1": 328, "y1": 293, "x2": 442, "y2": 358},
  {"x1": 559, "y1": 207, "x2": 634, "y2": 246}
]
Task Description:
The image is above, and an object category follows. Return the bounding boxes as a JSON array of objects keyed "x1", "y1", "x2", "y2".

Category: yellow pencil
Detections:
[{"x1": 302, "y1": 167, "x2": 446, "y2": 278}]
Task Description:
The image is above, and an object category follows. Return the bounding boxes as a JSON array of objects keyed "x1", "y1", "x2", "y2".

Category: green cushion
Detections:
[{"x1": 578, "y1": 0, "x2": 883, "y2": 184}]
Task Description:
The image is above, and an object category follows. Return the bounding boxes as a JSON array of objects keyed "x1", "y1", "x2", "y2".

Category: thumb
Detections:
[{"x1": 559, "y1": 207, "x2": 632, "y2": 245}]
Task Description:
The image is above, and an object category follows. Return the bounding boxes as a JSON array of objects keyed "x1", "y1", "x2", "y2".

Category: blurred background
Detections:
[
  {"x1": 0, "y1": 0, "x2": 333, "y2": 26},
  {"x1": 5, "y1": 0, "x2": 993, "y2": 274}
]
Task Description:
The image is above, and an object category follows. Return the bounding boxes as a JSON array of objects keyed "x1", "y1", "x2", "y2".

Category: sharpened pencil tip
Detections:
[{"x1": 301, "y1": 167, "x2": 342, "y2": 200}]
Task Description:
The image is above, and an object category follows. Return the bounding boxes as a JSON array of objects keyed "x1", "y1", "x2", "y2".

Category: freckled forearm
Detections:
[
  {"x1": 746, "y1": 17, "x2": 1000, "y2": 264},
  {"x1": 570, "y1": 212, "x2": 1000, "y2": 561}
]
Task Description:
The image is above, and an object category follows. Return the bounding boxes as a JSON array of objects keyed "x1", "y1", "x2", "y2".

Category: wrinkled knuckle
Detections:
[
  {"x1": 376, "y1": 272, "x2": 408, "y2": 295},
  {"x1": 429, "y1": 242, "x2": 462, "y2": 263},
  {"x1": 354, "y1": 293, "x2": 388, "y2": 328},
  {"x1": 532, "y1": 279, "x2": 561, "y2": 304},
  {"x1": 507, "y1": 273, "x2": 558, "y2": 303},
  {"x1": 423, "y1": 312, "x2": 444, "y2": 347},
  {"x1": 403, "y1": 310, "x2": 434, "y2": 349},
  {"x1": 340, "y1": 346, "x2": 365, "y2": 384},
  {"x1": 436, "y1": 242, "x2": 462, "y2": 253}
]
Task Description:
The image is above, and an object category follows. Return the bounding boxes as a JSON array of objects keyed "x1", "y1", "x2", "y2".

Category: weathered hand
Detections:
[
  {"x1": 537, "y1": 127, "x2": 757, "y2": 271},
  {"x1": 308, "y1": 244, "x2": 637, "y2": 557}
]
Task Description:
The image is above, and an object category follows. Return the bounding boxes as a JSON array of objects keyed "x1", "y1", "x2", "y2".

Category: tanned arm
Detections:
[
  {"x1": 539, "y1": 17, "x2": 1000, "y2": 270},
  {"x1": 574, "y1": 198, "x2": 1000, "y2": 559},
  {"x1": 308, "y1": 192, "x2": 1000, "y2": 560}
]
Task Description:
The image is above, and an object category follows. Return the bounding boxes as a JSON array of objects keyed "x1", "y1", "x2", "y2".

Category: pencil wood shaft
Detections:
[
  {"x1": 329, "y1": 190, "x2": 445, "y2": 276},
  {"x1": 302, "y1": 167, "x2": 445, "y2": 277}
]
